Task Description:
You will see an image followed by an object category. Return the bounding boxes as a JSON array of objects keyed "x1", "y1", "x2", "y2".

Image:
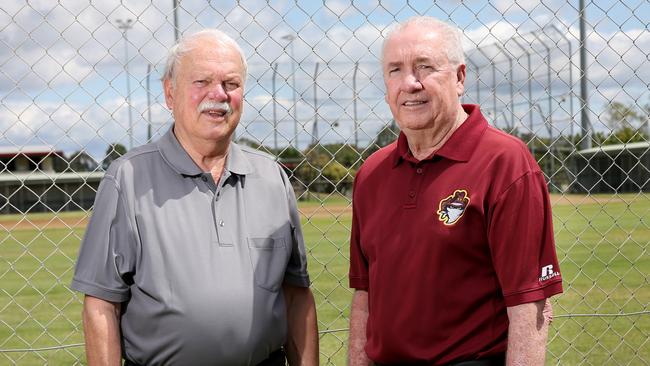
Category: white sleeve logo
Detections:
[
  {"x1": 539, "y1": 264, "x2": 560, "y2": 281},
  {"x1": 541, "y1": 265, "x2": 554, "y2": 277}
]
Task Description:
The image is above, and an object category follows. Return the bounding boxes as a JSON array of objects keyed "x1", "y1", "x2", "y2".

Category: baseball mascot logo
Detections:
[{"x1": 437, "y1": 190, "x2": 470, "y2": 226}]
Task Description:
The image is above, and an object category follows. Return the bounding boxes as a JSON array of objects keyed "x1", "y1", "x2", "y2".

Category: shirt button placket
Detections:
[
  {"x1": 214, "y1": 195, "x2": 229, "y2": 245},
  {"x1": 406, "y1": 164, "x2": 424, "y2": 207}
]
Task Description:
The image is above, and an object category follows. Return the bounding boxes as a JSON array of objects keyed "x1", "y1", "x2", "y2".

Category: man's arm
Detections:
[
  {"x1": 283, "y1": 284, "x2": 319, "y2": 366},
  {"x1": 506, "y1": 298, "x2": 553, "y2": 366},
  {"x1": 82, "y1": 295, "x2": 122, "y2": 366},
  {"x1": 348, "y1": 290, "x2": 372, "y2": 366}
]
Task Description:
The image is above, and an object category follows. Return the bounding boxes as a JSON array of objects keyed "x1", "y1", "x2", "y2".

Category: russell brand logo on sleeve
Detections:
[
  {"x1": 539, "y1": 264, "x2": 560, "y2": 282},
  {"x1": 437, "y1": 190, "x2": 470, "y2": 226}
]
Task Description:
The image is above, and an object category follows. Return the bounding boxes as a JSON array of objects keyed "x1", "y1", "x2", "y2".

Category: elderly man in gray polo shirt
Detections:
[{"x1": 71, "y1": 29, "x2": 318, "y2": 366}]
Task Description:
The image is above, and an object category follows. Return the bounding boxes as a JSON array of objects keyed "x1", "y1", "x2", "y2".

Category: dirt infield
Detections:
[
  {"x1": 0, "y1": 215, "x2": 90, "y2": 231},
  {"x1": 1, "y1": 205, "x2": 354, "y2": 231},
  {"x1": 299, "y1": 204, "x2": 352, "y2": 218}
]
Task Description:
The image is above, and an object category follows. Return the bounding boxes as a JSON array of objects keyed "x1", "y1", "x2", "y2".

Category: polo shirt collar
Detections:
[
  {"x1": 157, "y1": 126, "x2": 253, "y2": 177},
  {"x1": 225, "y1": 142, "x2": 254, "y2": 176},
  {"x1": 392, "y1": 104, "x2": 488, "y2": 166}
]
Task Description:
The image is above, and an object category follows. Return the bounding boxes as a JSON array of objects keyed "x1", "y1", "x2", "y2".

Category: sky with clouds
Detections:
[{"x1": 1, "y1": 0, "x2": 648, "y2": 159}]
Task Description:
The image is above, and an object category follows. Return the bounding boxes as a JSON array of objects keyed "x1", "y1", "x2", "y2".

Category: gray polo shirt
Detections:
[{"x1": 71, "y1": 128, "x2": 310, "y2": 366}]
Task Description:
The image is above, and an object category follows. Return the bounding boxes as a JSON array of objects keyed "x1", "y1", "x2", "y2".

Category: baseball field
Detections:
[{"x1": 0, "y1": 193, "x2": 648, "y2": 365}]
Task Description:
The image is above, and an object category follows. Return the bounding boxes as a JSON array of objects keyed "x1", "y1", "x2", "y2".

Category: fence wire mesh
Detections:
[{"x1": 1, "y1": 1, "x2": 649, "y2": 365}]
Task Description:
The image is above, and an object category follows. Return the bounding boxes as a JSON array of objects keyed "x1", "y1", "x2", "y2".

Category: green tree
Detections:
[
  {"x1": 321, "y1": 159, "x2": 354, "y2": 194},
  {"x1": 595, "y1": 100, "x2": 649, "y2": 145},
  {"x1": 68, "y1": 151, "x2": 98, "y2": 172},
  {"x1": 306, "y1": 143, "x2": 361, "y2": 168},
  {"x1": 295, "y1": 150, "x2": 326, "y2": 192},
  {"x1": 277, "y1": 146, "x2": 303, "y2": 178},
  {"x1": 365, "y1": 120, "x2": 399, "y2": 158},
  {"x1": 102, "y1": 143, "x2": 127, "y2": 170},
  {"x1": 294, "y1": 147, "x2": 356, "y2": 194},
  {"x1": 603, "y1": 101, "x2": 639, "y2": 131},
  {"x1": 595, "y1": 126, "x2": 648, "y2": 145}
]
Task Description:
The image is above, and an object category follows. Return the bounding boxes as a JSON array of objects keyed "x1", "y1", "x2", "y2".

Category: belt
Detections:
[
  {"x1": 123, "y1": 348, "x2": 286, "y2": 366},
  {"x1": 375, "y1": 353, "x2": 505, "y2": 366}
]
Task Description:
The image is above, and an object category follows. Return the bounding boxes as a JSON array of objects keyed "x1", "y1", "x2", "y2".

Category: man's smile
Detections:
[{"x1": 402, "y1": 100, "x2": 427, "y2": 106}]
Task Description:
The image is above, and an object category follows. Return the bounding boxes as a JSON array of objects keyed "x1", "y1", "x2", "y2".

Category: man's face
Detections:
[
  {"x1": 163, "y1": 37, "x2": 245, "y2": 144},
  {"x1": 382, "y1": 25, "x2": 465, "y2": 133}
]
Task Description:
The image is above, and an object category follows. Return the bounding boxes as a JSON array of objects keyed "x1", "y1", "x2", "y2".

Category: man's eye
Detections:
[
  {"x1": 194, "y1": 80, "x2": 207, "y2": 86},
  {"x1": 225, "y1": 82, "x2": 240, "y2": 91},
  {"x1": 388, "y1": 68, "x2": 399, "y2": 75}
]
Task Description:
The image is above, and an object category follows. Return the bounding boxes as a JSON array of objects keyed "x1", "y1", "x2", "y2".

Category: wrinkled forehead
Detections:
[
  {"x1": 177, "y1": 38, "x2": 245, "y2": 75},
  {"x1": 382, "y1": 26, "x2": 449, "y2": 65}
]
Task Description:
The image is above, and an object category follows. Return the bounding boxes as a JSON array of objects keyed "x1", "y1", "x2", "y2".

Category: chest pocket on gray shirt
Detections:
[{"x1": 248, "y1": 237, "x2": 289, "y2": 292}]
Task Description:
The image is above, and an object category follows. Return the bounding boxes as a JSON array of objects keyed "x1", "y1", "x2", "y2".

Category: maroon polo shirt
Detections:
[{"x1": 349, "y1": 104, "x2": 563, "y2": 364}]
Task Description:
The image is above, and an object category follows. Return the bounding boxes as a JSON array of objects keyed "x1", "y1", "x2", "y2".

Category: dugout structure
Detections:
[
  {"x1": 0, "y1": 146, "x2": 103, "y2": 214},
  {"x1": 0, "y1": 172, "x2": 103, "y2": 214},
  {"x1": 572, "y1": 142, "x2": 650, "y2": 193}
]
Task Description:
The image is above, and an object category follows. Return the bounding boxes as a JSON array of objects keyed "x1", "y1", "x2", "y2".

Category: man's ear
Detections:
[
  {"x1": 456, "y1": 64, "x2": 466, "y2": 96},
  {"x1": 163, "y1": 78, "x2": 174, "y2": 110}
]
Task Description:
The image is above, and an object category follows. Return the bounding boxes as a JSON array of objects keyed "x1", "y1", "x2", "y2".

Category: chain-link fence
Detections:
[{"x1": 1, "y1": 1, "x2": 649, "y2": 365}]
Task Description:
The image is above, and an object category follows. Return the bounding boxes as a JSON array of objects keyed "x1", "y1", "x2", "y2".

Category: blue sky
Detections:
[{"x1": 1, "y1": 0, "x2": 648, "y2": 160}]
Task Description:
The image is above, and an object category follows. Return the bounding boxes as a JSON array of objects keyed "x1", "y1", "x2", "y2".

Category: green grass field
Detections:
[{"x1": 0, "y1": 193, "x2": 648, "y2": 365}]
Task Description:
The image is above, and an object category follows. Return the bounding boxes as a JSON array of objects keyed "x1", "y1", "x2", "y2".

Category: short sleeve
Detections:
[
  {"x1": 279, "y1": 167, "x2": 311, "y2": 288},
  {"x1": 70, "y1": 174, "x2": 136, "y2": 302},
  {"x1": 348, "y1": 174, "x2": 369, "y2": 290},
  {"x1": 488, "y1": 171, "x2": 563, "y2": 307}
]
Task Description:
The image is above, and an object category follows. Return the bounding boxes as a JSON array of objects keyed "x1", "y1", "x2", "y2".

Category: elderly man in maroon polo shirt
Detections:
[{"x1": 347, "y1": 16, "x2": 563, "y2": 366}]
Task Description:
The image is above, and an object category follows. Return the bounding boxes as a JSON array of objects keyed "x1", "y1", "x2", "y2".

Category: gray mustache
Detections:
[{"x1": 197, "y1": 100, "x2": 232, "y2": 115}]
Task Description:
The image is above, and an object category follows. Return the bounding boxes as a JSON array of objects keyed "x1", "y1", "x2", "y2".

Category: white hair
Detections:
[
  {"x1": 382, "y1": 16, "x2": 465, "y2": 66},
  {"x1": 162, "y1": 29, "x2": 248, "y2": 84}
]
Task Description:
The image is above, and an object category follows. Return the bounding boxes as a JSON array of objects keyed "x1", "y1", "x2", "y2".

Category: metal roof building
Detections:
[
  {"x1": 572, "y1": 142, "x2": 650, "y2": 193},
  {"x1": 0, "y1": 146, "x2": 103, "y2": 214}
]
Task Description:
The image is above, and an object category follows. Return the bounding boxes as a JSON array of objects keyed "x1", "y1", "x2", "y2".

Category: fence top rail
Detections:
[{"x1": 0, "y1": 172, "x2": 105, "y2": 184}]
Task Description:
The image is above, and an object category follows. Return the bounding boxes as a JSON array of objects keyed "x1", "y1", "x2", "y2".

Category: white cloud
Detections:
[
  {"x1": 493, "y1": 0, "x2": 565, "y2": 18},
  {"x1": 1, "y1": 0, "x2": 648, "y2": 153},
  {"x1": 323, "y1": 0, "x2": 351, "y2": 17}
]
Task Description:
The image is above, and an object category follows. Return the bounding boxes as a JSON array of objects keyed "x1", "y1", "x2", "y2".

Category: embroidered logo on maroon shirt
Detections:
[{"x1": 437, "y1": 190, "x2": 470, "y2": 225}]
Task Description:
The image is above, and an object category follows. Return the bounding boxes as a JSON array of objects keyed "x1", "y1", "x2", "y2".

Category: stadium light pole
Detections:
[
  {"x1": 534, "y1": 103, "x2": 556, "y2": 190},
  {"x1": 353, "y1": 62, "x2": 359, "y2": 148},
  {"x1": 282, "y1": 34, "x2": 298, "y2": 149},
  {"x1": 579, "y1": 0, "x2": 592, "y2": 149},
  {"x1": 173, "y1": 0, "x2": 180, "y2": 41},
  {"x1": 146, "y1": 63, "x2": 152, "y2": 142},
  {"x1": 311, "y1": 62, "x2": 319, "y2": 146},
  {"x1": 272, "y1": 63, "x2": 278, "y2": 151},
  {"x1": 116, "y1": 18, "x2": 134, "y2": 150}
]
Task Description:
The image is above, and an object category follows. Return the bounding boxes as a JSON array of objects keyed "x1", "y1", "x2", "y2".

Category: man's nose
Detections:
[
  {"x1": 401, "y1": 73, "x2": 423, "y2": 92},
  {"x1": 206, "y1": 83, "x2": 228, "y2": 100}
]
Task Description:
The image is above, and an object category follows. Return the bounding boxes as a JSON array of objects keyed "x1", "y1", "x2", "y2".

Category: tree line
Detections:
[{"x1": 66, "y1": 99, "x2": 647, "y2": 195}]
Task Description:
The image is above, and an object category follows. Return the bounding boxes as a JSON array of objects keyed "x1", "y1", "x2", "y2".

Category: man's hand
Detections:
[
  {"x1": 348, "y1": 290, "x2": 372, "y2": 366},
  {"x1": 82, "y1": 295, "x2": 122, "y2": 366},
  {"x1": 283, "y1": 284, "x2": 319, "y2": 366},
  {"x1": 506, "y1": 298, "x2": 553, "y2": 366}
]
